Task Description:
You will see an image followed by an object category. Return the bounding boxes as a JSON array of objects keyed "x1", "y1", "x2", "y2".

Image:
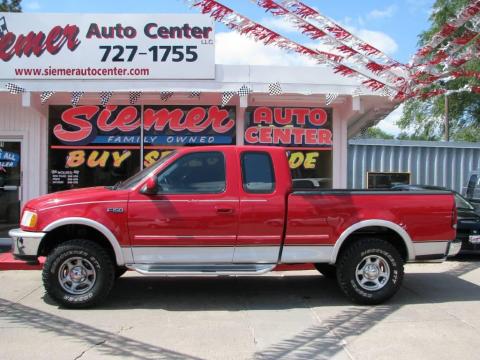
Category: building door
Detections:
[{"x1": 0, "y1": 140, "x2": 22, "y2": 239}]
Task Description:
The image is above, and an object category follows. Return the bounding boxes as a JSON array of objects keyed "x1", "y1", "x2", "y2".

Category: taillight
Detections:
[{"x1": 452, "y1": 203, "x2": 457, "y2": 229}]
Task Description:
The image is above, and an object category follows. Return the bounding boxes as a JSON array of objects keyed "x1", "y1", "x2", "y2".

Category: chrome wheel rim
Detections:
[
  {"x1": 58, "y1": 257, "x2": 96, "y2": 295},
  {"x1": 355, "y1": 254, "x2": 390, "y2": 291}
]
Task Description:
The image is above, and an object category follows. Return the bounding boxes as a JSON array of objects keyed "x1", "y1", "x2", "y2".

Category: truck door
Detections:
[
  {"x1": 128, "y1": 150, "x2": 239, "y2": 263},
  {"x1": 234, "y1": 149, "x2": 289, "y2": 263}
]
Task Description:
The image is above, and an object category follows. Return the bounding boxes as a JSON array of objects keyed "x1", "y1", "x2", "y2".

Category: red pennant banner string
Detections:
[
  {"x1": 362, "y1": 79, "x2": 385, "y2": 91},
  {"x1": 298, "y1": 23, "x2": 327, "y2": 39},
  {"x1": 411, "y1": 21, "x2": 480, "y2": 71},
  {"x1": 325, "y1": 25, "x2": 352, "y2": 40},
  {"x1": 281, "y1": 0, "x2": 405, "y2": 69},
  {"x1": 251, "y1": 0, "x2": 408, "y2": 89},
  {"x1": 409, "y1": 35, "x2": 480, "y2": 90},
  {"x1": 185, "y1": 0, "x2": 404, "y2": 98},
  {"x1": 185, "y1": 0, "x2": 480, "y2": 101},
  {"x1": 412, "y1": 0, "x2": 480, "y2": 64}
]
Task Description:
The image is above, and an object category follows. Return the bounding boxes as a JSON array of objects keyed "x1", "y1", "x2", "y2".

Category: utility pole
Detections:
[{"x1": 444, "y1": 94, "x2": 449, "y2": 141}]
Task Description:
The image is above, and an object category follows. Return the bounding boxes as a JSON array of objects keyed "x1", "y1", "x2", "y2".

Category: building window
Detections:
[
  {"x1": 48, "y1": 105, "x2": 235, "y2": 193},
  {"x1": 244, "y1": 107, "x2": 333, "y2": 188},
  {"x1": 289, "y1": 150, "x2": 332, "y2": 189},
  {"x1": 367, "y1": 172, "x2": 411, "y2": 189}
]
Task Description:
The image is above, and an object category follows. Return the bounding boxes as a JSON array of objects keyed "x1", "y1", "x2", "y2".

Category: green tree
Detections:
[
  {"x1": 399, "y1": 0, "x2": 480, "y2": 142},
  {"x1": 396, "y1": 132, "x2": 435, "y2": 141},
  {"x1": 0, "y1": 0, "x2": 21, "y2": 12},
  {"x1": 354, "y1": 127, "x2": 395, "y2": 140}
]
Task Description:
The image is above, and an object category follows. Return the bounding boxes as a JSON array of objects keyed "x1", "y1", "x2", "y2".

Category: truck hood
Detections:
[{"x1": 24, "y1": 187, "x2": 129, "y2": 212}]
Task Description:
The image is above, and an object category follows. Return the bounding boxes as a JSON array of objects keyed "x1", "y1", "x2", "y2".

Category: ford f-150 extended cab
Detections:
[{"x1": 10, "y1": 146, "x2": 460, "y2": 308}]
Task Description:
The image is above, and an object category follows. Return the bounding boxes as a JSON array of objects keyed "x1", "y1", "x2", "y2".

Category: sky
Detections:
[{"x1": 21, "y1": 0, "x2": 437, "y2": 135}]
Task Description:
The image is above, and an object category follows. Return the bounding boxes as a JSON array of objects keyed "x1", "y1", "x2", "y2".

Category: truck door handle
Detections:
[{"x1": 215, "y1": 207, "x2": 234, "y2": 214}]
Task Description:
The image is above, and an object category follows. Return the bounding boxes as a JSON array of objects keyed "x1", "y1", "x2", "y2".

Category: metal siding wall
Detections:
[{"x1": 348, "y1": 140, "x2": 480, "y2": 193}]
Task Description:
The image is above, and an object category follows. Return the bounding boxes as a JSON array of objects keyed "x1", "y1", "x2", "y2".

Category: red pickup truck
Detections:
[{"x1": 10, "y1": 146, "x2": 460, "y2": 308}]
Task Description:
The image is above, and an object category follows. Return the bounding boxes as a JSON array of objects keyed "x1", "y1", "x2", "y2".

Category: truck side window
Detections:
[
  {"x1": 156, "y1": 152, "x2": 226, "y2": 194},
  {"x1": 241, "y1": 152, "x2": 275, "y2": 193}
]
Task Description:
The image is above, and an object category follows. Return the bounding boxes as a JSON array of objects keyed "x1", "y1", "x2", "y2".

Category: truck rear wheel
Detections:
[
  {"x1": 336, "y1": 238, "x2": 404, "y2": 305},
  {"x1": 42, "y1": 239, "x2": 115, "y2": 308}
]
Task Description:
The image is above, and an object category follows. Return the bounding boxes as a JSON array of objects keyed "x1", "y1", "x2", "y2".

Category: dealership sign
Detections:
[
  {"x1": 244, "y1": 107, "x2": 333, "y2": 147},
  {"x1": 51, "y1": 105, "x2": 235, "y2": 146},
  {"x1": 0, "y1": 13, "x2": 214, "y2": 80}
]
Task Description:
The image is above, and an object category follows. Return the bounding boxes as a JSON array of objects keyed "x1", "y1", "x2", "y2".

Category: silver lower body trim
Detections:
[
  {"x1": 233, "y1": 246, "x2": 279, "y2": 263},
  {"x1": 126, "y1": 263, "x2": 276, "y2": 276},
  {"x1": 131, "y1": 246, "x2": 235, "y2": 264},
  {"x1": 412, "y1": 241, "x2": 449, "y2": 258},
  {"x1": 280, "y1": 245, "x2": 333, "y2": 263},
  {"x1": 9, "y1": 228, "x2": 46, "y2": 258}
]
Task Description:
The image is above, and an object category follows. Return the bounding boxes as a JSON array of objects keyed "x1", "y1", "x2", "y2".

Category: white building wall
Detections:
[{"x1": 0, "y1": 94, "x2": 47, "y2": 205}]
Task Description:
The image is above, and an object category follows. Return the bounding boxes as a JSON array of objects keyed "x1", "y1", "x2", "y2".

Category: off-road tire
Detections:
[
  {"x1": 314, "y1": 263, "x2": 337, "y2": 279},
  {"x1": 42, "y1": 239, "x2": 115, "y2": 308},
  {"x1": 336, "y1": 238, "x2": 404, "y2": 305}
]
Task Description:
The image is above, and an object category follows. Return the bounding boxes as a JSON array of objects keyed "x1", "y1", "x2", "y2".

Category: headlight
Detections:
[{"x1": 21, "y1": 210, "x2": 38, "y2": 228}]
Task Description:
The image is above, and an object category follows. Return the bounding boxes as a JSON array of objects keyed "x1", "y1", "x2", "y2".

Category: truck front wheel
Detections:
[
  {"x1": 42, "y1": 239, "x2": 115, "y2": 308},
  {"x1": 336, "y1": 238, "x2": 404, "y2": 305}
]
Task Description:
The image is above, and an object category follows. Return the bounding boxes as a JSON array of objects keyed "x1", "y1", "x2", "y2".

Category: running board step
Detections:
[{"x1": 126, "y1": 263, "x2": 276, "y2": 276}]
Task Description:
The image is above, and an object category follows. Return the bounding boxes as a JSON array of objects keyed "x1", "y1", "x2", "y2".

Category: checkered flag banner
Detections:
[
  {"x1": 99, "y1": 91, "x2": 113, "y2": 106},
  {"x1": 268, "y1": 82, "x2": 282, "y2": 96},
  {"x1": 40, "y1": 91, "x2": 55, "y2": 104},
  {"x1": 160, "y1": 91, "x2": 173, "y2": 102},
  {"x1": 221, "y1": 91, "x2": 236, "y2": 107},
  {"x1": 0, "y1": 17, "x2": 8, "y2": 39},
  {"x1": 5, "y1": 83, "x2": 25, "y2": 94},
  {"x1": 71, "y1": 91, "x2": 84, "y2": 107},
  {"x1": 189, "y1": 91, "x2": 201, "y2": 98},
  {"x1": 238, "y1": 84, "x2": 253, "y2": 97},
  {"x1": 325, "y1": 93, "x2": 338, "y2": 106},
  {"x1": 129, "y1": 91, "x2": 141, "y2": 105}
]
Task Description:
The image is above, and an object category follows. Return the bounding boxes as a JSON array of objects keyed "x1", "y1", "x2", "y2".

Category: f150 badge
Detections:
[{"x1": 107, "y1": 207, "x2": 124, "y2": 214}]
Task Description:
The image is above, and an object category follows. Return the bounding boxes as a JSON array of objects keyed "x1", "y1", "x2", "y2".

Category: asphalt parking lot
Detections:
[{"x1": 1, "y1": 256, "x2": 480, "y2": 360}]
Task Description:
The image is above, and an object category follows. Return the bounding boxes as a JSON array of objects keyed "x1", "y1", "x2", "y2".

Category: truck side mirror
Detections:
[{"x1": 142, "y1": 177, "x2": 158, "y2": 194}]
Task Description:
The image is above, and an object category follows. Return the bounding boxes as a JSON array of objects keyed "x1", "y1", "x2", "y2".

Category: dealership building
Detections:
[{"x1": 0, "y1": 12, "x2": 396, "y2": 239}]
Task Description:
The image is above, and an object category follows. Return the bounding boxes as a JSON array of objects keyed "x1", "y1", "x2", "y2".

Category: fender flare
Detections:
[
  {"x1": 330, "y1": 219, "x2": 415, "y2": 264},
  {"x1": 43, "y1": 217, "x2": 125, "y2": 266}
]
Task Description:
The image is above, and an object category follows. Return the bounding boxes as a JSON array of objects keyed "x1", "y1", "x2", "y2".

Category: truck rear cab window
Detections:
[
  {"x1": 156, "y1": 151, "x2": 226, "y2": 194},
  {"x1": 241, "y1": 152, "x2": 275, "y2": 193}
]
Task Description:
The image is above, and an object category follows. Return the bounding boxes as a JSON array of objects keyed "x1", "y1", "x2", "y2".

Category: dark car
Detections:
[{"x1": 391, "y1": 184, "x2": 480, "y2": 254}]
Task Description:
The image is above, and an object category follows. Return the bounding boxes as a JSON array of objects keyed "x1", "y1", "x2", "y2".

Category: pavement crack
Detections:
[
  {"x1": 73, "y1": 340, "x2": 107, "y2": 360},
  {"x1": 14, "y1": 285, "x2": 42, "y2": 304},
  {"x1": 72, "y1": 326, "x2": 131, "y2": 360}
]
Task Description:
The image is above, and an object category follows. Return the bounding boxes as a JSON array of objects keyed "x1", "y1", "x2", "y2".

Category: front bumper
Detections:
[{"x1": 9, "y1": 228, "x2": 46, "y2": 262}]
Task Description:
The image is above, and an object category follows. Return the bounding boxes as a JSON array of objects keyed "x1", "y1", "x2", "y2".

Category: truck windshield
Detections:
[{"x1": 114, "y1": 151, "x2": 176, "y2": 190}]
